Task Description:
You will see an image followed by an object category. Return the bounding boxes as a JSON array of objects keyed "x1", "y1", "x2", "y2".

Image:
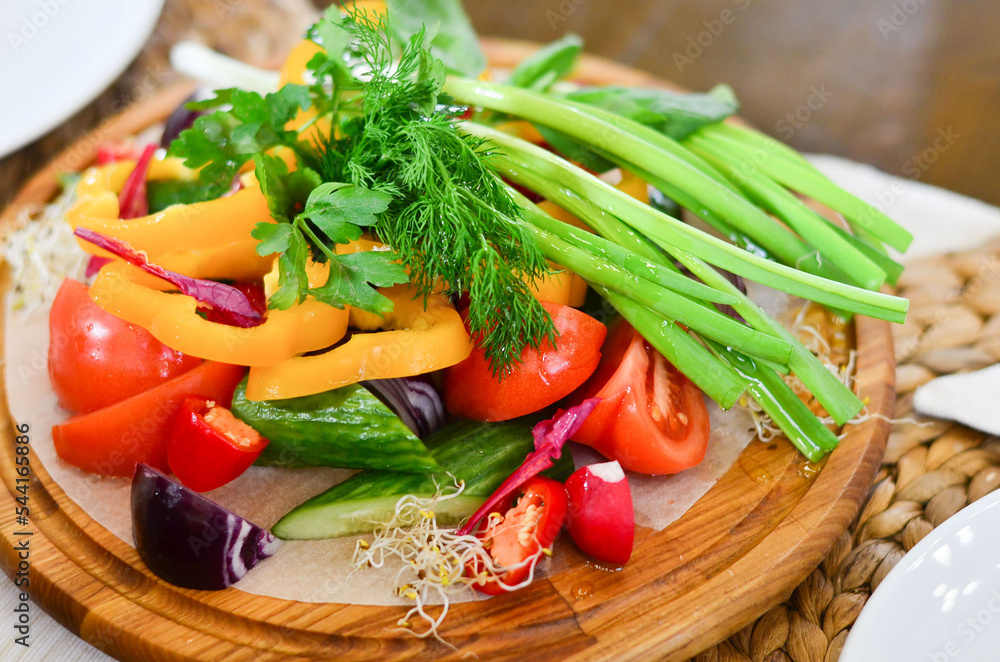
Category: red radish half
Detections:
[{"x1": 564, "y1": 460, "x2": 634, "y2": 565}]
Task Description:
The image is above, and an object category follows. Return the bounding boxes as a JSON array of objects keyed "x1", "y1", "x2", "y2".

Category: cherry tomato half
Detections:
[
  {"x1": 569, "y1": 320, "x2": 710, "y2": 475},
  {"x1": 48, "y1": 278, "x2": 202, "y2": 414},
  {"x1": 467, "y1": 477, "x2": 568, "y2": 595},
  {"x1": 444, "y1": 302, "x2": 606, "y2": 422}
]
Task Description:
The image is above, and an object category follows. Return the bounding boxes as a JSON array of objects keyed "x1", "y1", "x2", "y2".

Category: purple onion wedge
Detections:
[
  {"x1": 131, "y1": 463, "x2": 280, "y2": 590},
  {"x1": 361, "y1": 377, "x2": 445, "y2": 438},
  {"x1": 160, "y1": 94, "x2": 205, "y2": 149}
]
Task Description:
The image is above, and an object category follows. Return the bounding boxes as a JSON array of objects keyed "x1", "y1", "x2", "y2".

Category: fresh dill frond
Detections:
[{"x1": 308, "y1": 7, "x2": 557, "y2": 371}]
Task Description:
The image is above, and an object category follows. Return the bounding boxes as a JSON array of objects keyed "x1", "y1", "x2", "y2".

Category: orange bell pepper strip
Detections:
[
  {"x1": 67, "y1": 159, "x2": 275, "y2": 278},
  {"x1": 89, "y1": 262, "x2": 349, "y2": 367},
  {"x1": 246, "y1": 284, "x2": 472, "y2": 401}
]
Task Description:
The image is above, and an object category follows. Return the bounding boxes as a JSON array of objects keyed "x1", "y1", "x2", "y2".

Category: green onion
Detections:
[
  {"x1": 446, "y1": 78, "x2": 825, "y2": 272},
  {"x1": 708, "y1": 342, "x2": 841, "y2": 461},
  {"x1": 686, "y1": 124, "x2": 913, "y2": 252},
  {"x1": 595, "y1": 286, "x2": 748, "y2": 408},
  {"x1": 465, "y1": 121, "x2": 909, "y2": 323}
]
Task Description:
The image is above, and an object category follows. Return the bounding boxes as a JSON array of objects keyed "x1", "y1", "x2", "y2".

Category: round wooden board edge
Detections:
[{"x1": 0, "y1": 40, "x2": 896, "y2": 662}]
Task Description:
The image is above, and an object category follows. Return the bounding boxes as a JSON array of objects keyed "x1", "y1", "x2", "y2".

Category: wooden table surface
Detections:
[{"x1": 2, "y1": 0, "x2": 998, "y2": 209}]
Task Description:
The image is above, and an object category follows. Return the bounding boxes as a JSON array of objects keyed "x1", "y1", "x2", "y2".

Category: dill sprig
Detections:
[{"x1": 306, "y1": 7, "x2": 556, "y2": 371}]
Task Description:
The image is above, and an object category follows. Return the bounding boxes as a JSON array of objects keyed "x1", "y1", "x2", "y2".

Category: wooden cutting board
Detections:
[{"x1": 0, "y1": 41, "x2": 895, "y2": 661}]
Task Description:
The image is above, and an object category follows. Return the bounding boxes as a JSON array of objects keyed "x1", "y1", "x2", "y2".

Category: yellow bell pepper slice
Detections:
[
  {"x1": 246, "y1": 284, "x2": 472, "y2": 401},
  {"x1": 68, "y1": 160, "x2": 275, "y2": 277},
  {"x1": 89, "y1": 262, "x2": 349, "y2": 367}
]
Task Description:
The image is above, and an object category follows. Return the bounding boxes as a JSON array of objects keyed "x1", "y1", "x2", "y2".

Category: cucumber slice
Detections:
[
  {"x1": 272, "y1": 418, "x2": 573, "y2": 539},
  {"x1": 231, "y1": 379, "x2": 440, "y2": 473}
]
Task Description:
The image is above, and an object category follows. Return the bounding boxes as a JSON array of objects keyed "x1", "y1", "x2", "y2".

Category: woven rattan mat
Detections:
[{"x1": 694, "y1": 239, "x2": 1000, "y2": 662}]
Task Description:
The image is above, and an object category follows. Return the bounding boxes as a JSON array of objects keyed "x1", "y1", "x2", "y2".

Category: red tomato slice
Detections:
[
  {"x1": 48, "y1": 278, "x2": 202, "y2": 414},
  {"x1": 467, "y1": 477, "x2": 568, "y2": 595},
  {"x1": 565, "y1": 460, "x2": 634, "y2": 565},
  {"x1": 443, "y1": 302, "x2": 606, "y2": 422},
  {"x1": 570, "y1": 320, "x2": 710, "y2": 475},
  {"x1": 52, "y1": 362, "x2": 246, "y2": 477},
  {"x1": 168, "y1": 396, "x2": 269, "y2": 492}
]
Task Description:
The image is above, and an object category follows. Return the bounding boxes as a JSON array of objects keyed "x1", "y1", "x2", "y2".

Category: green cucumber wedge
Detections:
[
  {"x1": 231, "y1": 379, "x2": 440, "y2": 473},
  {"x1": 271, "y1": 418, "x2": 574, "y2": 540}
]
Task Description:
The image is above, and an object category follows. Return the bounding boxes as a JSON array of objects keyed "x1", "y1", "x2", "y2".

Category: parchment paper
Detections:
[{"x1": 5, "y1": 298, "x2": 755, "y2": 604}]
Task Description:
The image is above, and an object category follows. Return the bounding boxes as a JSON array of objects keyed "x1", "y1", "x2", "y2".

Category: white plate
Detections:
[
  {"x1": 841, "y1": 489, "x2": 1000, "y2": 662},
  {"x1": 0, "y1": 0, "x2": 164, "y2": 159}
]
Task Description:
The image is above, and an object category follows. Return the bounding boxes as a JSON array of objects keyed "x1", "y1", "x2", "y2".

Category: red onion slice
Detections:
[
  {"x1": 361, "y1": 377, "x2": 445, "y2": 438},
  {"x1": 75, "y1": 227, "x2": 265, "y2": 328},
  {"x1": 131, "y1": 463, "x2": 280, "y2": 590}
]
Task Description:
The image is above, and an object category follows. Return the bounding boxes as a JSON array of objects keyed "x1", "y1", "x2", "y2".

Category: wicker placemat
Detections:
[{"x1": 694, "y1": 240, "x2": 1000, "y2": 661}]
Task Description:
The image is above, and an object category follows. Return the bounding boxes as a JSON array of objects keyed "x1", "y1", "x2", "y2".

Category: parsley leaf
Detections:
[
  {"x1": 168, "y1": 85, "x2": 310, "y2": 193},
  {"x1": 312, "y1": 250, "x2": 409, "y2": 314},
  {"x1": 299, "y1": 183, "x2": 393, "y2": 245},
  {"x1": 251, "y1": 153, "x2": 405, "y2": 313}
]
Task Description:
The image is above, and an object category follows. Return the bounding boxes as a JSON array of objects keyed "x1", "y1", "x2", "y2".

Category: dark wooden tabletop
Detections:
[{"x1": 2, "y1": 0, "x2": 998, "y2": 209}]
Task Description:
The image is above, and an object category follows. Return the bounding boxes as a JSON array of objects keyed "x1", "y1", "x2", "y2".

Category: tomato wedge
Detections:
[
  {"x1": 168, "y1": 396, "x2": 270, "y2": 492},
  {"x1": 48, "y1": 278, "x2": 201, "y2": 414},
  {"x1": 52, "y1": 362, "x2": 246, "y2": 477},
  {"x1": 467, "y1": 477, "x2": 567, "y2": 595},
  {"x1": 444, "y1": 302, "x2": 606, "y2": 422},
  {"x1": 569, "y1": 320, "x2": 710, "y2": 475}
]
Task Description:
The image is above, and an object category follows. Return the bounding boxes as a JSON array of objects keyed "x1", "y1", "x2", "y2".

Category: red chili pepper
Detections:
[
  {"x1": 465, "y1": 476, "x2": 568, "y2": 595},
  {"x1": 167, "y1": 396, "x2": 269, "y2": 492},
  {"x1": 117, "y1": 144, "x2": 157, "y2": 220}
]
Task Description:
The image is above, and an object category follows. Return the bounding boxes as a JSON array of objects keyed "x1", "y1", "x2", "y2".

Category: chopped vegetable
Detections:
[
  {"x1": 131, "y1": 463, "x2": 280, "y2": 590},
  {"x1": 68, "y1": 159, "x2": 274, "y2": 279},
  {"x1": 564, "y1": 461, "x2": 634, "y2": 565},
  {"x1": 230, "y1": 379, "x2": 441, "y2": 473},
  {"x1": 169, "y1": 7, "x2": 557, "y2": 373},
  {"x1": 75, "y1": 227, "x2": 264, "y2": 328},
  {"x1": 87, "y1": 261, "x2": 350, "y2": 366},
  {"x1": 569, "y1": 320, "x2": 710, "y2": 475},
  {"x1": 272, "y1": 417, "x2": 574, "y2": 539},
  {"x1": 52, "y1": 361, "x2": 245, "y2": 476},
  {"x1": 457, "y1": 399, "x2": 599, "y2": 536},
  {"x1": 48, "y1": 278, "x2": 201, "y2": 414},
  {"x1": 443, "y1": 302, "x2": 606, "y2": 422},
  {"x1": 465, "y1": 476, "x2": 568, "y2": 595},
  {"x1": 361, "y1": 377, "x2": 445, "y2": 438},
  {"x1": 167, "y1": 396, "x2": 270, "y2": 492},
  {"x1": 116, "y1": 144, "x2": 156, "y2": 220},
  {"x1": 244, "y1": 285, "x2": 471, "y2": 401},
  {"x1": 159, "y1": 94, "x2": 204, "y2": 148},
  {"x1": 145, "y1": 179, "x2": 218, "y2": 213}
]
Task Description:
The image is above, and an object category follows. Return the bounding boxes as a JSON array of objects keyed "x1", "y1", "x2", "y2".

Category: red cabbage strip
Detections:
[
  {"x1": 85, "y1": 256, "x2": 113, "y2": 278},
  {"x1": 117, "y1": 144, "x2": 157, "y2": 220},
  {"x1": 74, "y1": 227, "x2": 265, "y2": 328},
  {"x1": 456, "y1": 398, "x2": 600, "y2": 536}
]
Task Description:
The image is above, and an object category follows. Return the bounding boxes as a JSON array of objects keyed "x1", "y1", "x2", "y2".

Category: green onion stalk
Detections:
[{"x1": 449, "y1": 119, "x2": 908, "y2": 457}]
